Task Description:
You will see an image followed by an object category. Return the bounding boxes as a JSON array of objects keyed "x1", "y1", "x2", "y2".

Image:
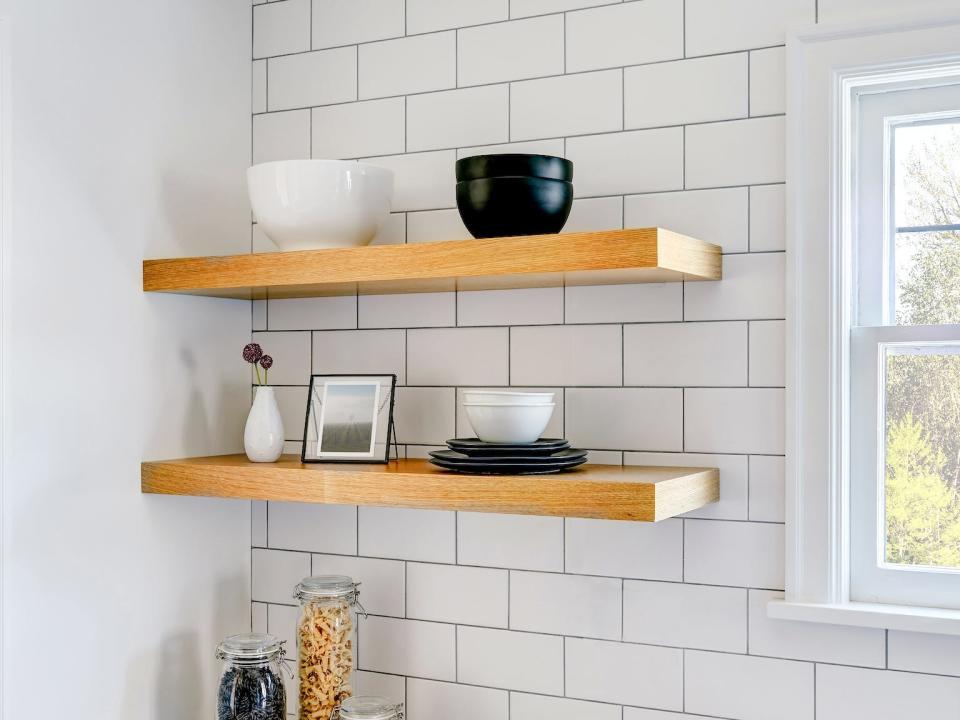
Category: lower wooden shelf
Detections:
[{"x1": 141, "y1": 455, "x2": 719, "y2": 521}]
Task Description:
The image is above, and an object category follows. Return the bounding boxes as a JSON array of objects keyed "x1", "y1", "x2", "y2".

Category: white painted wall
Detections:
[{"x1": 0, "y1": 1, "x2": 253, "y2": 718}]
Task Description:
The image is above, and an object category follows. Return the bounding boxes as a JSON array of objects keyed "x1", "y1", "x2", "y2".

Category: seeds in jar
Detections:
[{"x1": 298, "y1": 599, "x2": 353, "y2": 720}]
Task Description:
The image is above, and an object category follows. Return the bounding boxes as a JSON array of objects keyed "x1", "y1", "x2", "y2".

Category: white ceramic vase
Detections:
[{"x1": 244, "y1": 386, "x2": 284, "y2": 463}]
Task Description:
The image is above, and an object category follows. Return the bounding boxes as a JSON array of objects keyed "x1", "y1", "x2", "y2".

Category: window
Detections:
[{"x1": 774, "y1": 14, "x2": 960, "y2": 633}]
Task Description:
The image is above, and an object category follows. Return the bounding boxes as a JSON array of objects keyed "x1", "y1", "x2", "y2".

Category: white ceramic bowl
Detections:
[
  {"x1": 248, "y1": 159, "x2": 394, "y2": 251},
  {"x1": 463, "y1": 402, "x2": 555, "y2": 443},
  {"x1": 463, "y1": 390, "x2": 555, "y2": 405}
]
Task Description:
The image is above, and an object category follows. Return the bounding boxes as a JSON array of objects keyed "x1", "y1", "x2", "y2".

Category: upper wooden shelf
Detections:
[
  {"x1": 143, "y1": 228, "x2": 721, "y2": 300},
  {"x1": 141, "y1": 455, "x2": 719, "y2": 522}
]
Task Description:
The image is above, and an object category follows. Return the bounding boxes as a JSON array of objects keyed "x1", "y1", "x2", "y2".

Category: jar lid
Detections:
[
  {"x1": 294, "y1": 574, "x2": 358, "y2": 600},
  {"x1": 216, "y1": 633, "x2": 283, "y2": 662},
  {"x1": 338, "y1": 696, "x2": 402, "y2": 720}
]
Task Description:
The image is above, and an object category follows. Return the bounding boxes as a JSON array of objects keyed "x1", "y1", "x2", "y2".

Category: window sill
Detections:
[{"x1": 768, "y1": 599, "x2": 960, "y2": 636}]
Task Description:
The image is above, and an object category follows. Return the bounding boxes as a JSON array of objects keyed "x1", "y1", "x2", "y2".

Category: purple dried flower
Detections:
[
  {"x1": 242, "y1": 343, "x2": 263, "y2": 364},
  {"x1": 259, "y1": 355, "x2": 273, "y2": 370}
]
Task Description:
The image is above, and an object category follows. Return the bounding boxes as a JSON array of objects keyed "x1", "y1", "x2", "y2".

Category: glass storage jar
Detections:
[
  {"x1": 216, "y1": 632, "x2": 287, "y2": 720},
  {"x1": 335, "y1": 696, "x2": 403, "y2": 720},
  {"x1": 295, "y1": 575, "x2": 362, "y2": 720}
]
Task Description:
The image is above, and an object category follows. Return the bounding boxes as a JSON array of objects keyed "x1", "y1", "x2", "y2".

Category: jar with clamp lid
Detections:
[
  {"x1": 216, "y1": 633, "x2": 287, "y2": 720},
  {"x1": 295, "y1": 575, "x2": 362, "y2": 720},
  {"x1": 335, "y1": 696, "x2": 403, "y2": 720}
]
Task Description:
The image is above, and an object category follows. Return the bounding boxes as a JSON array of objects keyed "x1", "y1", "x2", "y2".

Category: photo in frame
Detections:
[{"x1": 301, "y1": 374, "x2": 397, "y2": 463}]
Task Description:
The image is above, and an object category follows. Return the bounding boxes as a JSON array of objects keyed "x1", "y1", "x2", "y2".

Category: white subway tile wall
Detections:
[{"x1": 245, "y1": 2, "x2": 948, "y2": 718}]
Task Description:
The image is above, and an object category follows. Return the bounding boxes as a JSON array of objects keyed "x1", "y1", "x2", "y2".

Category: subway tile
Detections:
[
  {"x1": 252, "y1": 501, "x2": 267, "y2": 546},
  {"x1": 624, "y1": 322, "x2": 747, "y2": 386},
  {"x1": 457, "y1": 512, "x2": 564, "y2": 571},
  {"x1": 312, "y1": 98, "x2": 405, "y2": 159},
  {"x1": 750, "y1": 184, "x2": 786, "y2": 251},
  {"x1": 511, "y1": 0, "x2": 619, "y2": 18},
  {"x1": 686, "y1": 0, "x2": 814, "y2": 56},
  {"x1": 267, "y1": 296, "x2": 357, "y2": 330},
  {"x1": 373, "y1": 213, "x2": 407, "y2": 246},
  {"x1": 354, "y1": 672, "x2": 406, "y2": 706},
  {"x1": 252, "y1": 548, "x2": 311, "y2": 604},
  {"x1": 686, "y1": 116, "x2": 785, "y2": 188},
  {"x1": 312, "y1": 329, "x2": 406, "y2": 384},
  {"x1": 359, "y1": 32, "x2": 456, "y2": 99},
  {"x1": 685, "y1": 388, "x2": 785, "y2": 455},
  {"x1": 266, "y1": 603, "x2": 300, "y2": 715},
  {"x1": 407, "y1": 209, "x2": 470, "y2": 244},
  {"x1": 566, "y1": 388, "x2": 683, "y2": 451},
  {"x1": 254, "y1": 0, "x2": 310, "y2": 58},
  {"x1": 624, "y1": 187, "x2": 748, "y2": 254},
  {"x1": 363, "y1": 150, "x2": 456, "y2": 211},
  {"x1": 685, "y1": 519, "x2": 784, "y2": 589},
  {"x1": 749, "y1": 590, "x2": 885, "y2": 666},
  {"x1": 749, "y1": 454, "x2": 785, "y2": 522},
  {"x1": 268, "y1": 47, "x2": 356, "y2": 111},
  {"x1": 563, "y1": 196, "x2": 623, "y2": 232},
  {"x1": 511, "y1": 325, "x2": 621, "y2": 386},
  {"x1": 253, "y1": 110, "x2": 311, "y2": 164},
  {"x1": 625, "y1": 452, "x2": 749, "y2": 521},
  {"x1": 268, "y1": 501, "x2": 358, "y2": 554},
  {"x1": 407, "y1": 679, "x2": 508, "y2": 720},
  {"x1": 567, "y1": 0, "x2": 683, "y2": 72},
  {"x1": 565, "y1": 517, "x2": 683, "y2": 580},
  {"x1": 685, "y1": 650, "x2": 814, "y2": 720},
  {"x1": 359, "y1": 292, "x2": 455, "y2": 328},
  {"x1": 511, "y1": 70, "x2": 622, "y2": 141},
  {"x1": 568, "y1": 128, "x2": 684, "y2": 197},
  {"x1": 253, "y1": 300, "x2": 267, "y2": 331},
  {"x1": 407, "y1": 562, "x2": 508, "y2": 627},
  {"x1": 358, "y1": 506, "x2": 456, "y2": 562},
  {"x1": 817, "y1": 665, "x2": 960, "y2": 720},
  {"x1": 624, "y1": 580, "x2": 747, "y2": 652},
  {"x1": 458, "y1": 15, "x2": 564, "y2": 86},
  {"x1": 510, "y1": 571, "x2": 621, "y2": 639},
  {"x1": 565, "y1": 283, "x2": 682, "y2": 324},
  {"x1": 253, "y1": 60, "x2": 266, "y2": 114},
  {"x1": 407, "y1": 85, "x2": 509, "y2": 152},
  {"x1": 625, "y1": 54, "x2": 748, "y2": 128},
  {"x1": 407, "y1": 327, "x2": 509, "y2": 385},
  {"x1": 407, "y1": 0, "x2": 508, "y2": 33},
  {"x1": 624, "y1": 711, "x2": 719, "y2": 720},
  {"x1": 252, "y1": 602, "x2": 268, "y2": 634},
  {"x1": 566, "y1": 638, "x2": 683, "y2": 710},
  {"x1": 271, "y1": 385, "x2": 308, "y2": 441},
  {"x1": 749, "y1": 320, "x2": 785, "y2": 386},
  {"x1": 312, "y1": 0, "x2": 404, "y2": 49},
  {"x1": 889, "y1": 631, "x2": 960, "y2": 676},
  {"x1": 457, "y1": 288, "x2": 564, "y2": 326},
  {"x1": 510, "y1": 694, "x2": 620, "y2": 720},
  {"x1": 393, "y1": 387, "x2": 455, "y2": 445},
  {"x1": 457, "y1": 138, "x2": 566, "y2": 160},
  {"x1": 310, "y1": 554, "x2": 405, "y2": 617},
  {"x1": 750, "y1": 47, "x2": 786, "y2": 116},
  {"x1": 358, "y1": 616, "x2": 456, "y2": 680},
  {"x1": 458, "y1": 627, "x2": 564, "y2": 694},
  {"x1": 818, "y1": 0, "x2": 959, "y2": 22},
  {"x1": 684, "y1": 252, "x2": 786, "y2": 321},
  {"x1": 251, "y1": 331, "x2": 311, "y2": 385}
]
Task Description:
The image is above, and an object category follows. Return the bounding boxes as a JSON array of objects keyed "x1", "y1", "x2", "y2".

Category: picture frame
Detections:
[{"x1": 301, "y1": 374, "x2": 397, "y2": 464}]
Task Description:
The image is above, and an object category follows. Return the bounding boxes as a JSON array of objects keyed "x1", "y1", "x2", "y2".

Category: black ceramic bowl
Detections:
[
  {"x1": 456, "y1": 176, "x2": 573, "y2": 239},
  {"x1": 456, "y1": 153, "x2": 573, "y2": 182}
]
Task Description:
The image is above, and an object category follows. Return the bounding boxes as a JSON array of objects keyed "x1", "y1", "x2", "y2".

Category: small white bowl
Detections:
[
  {"x1": 463, "y1": 402, "x2": 555, "y2": 444},
  {"x1": 463, "y1": 390, "x2": 555, "y2": 405},
  {"x1": 248, "y1": 159, "x2": 393, "y2": 251}
]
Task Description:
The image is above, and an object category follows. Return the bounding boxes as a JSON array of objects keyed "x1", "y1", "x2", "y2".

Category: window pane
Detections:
[
  {"x1": 883, "y1": 343, "x2": 960, "y2": 569},
  {"x1": 893, "y1": 230, "x2": 960, "y2": 325}
]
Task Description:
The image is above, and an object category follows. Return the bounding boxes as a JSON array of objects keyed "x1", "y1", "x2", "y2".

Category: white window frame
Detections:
[{"x1": 771, "y1": 12, "x2": 960, "y2": 634}]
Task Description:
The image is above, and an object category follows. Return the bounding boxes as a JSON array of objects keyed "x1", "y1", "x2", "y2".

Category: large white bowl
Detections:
[
  {"x1": 248, "y1": 159, "x2": 393, "y2": 251},
  {"x1": 463, "y1": 390, "x2": 555, "y2": 405},
  {"x1": 463, "y1": 402, "x2": 555, "y2": 444}
]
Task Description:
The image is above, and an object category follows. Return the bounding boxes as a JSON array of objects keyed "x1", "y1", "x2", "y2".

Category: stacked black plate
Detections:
[{"x1": 429, "y1": 438, "x2": 588, "y2": 475}]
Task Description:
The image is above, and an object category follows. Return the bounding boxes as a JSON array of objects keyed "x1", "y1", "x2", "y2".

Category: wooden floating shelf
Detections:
[
  {"x1": 141, "y1": 455, "x2": 719, "y2": 522},
  {"x1": 142, "y1": 228, "x2": 721, "y2": 300}
]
